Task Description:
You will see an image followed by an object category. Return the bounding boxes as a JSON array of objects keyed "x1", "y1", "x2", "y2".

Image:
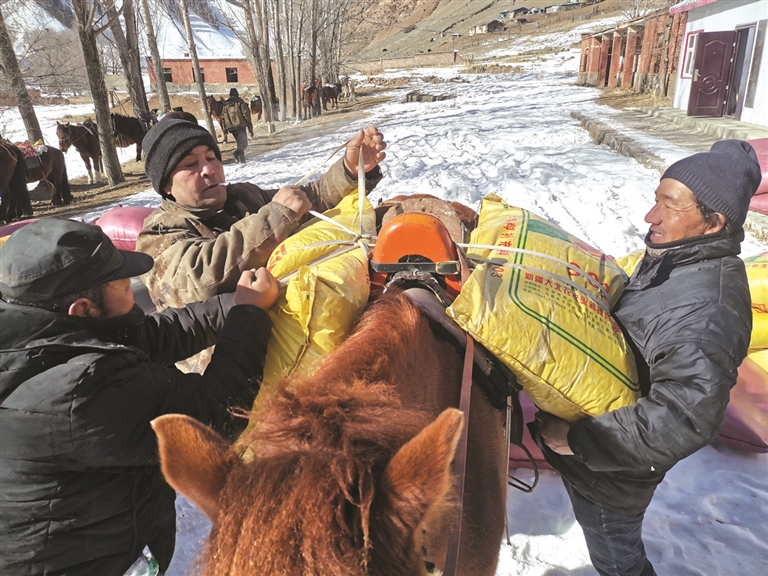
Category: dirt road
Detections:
[{"x1": 23, "y1": 90, "x2": 390, "y2": 221}]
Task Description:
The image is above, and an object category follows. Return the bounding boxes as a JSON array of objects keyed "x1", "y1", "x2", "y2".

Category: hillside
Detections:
[{"x1": 345, "y1": 0, "x2": 616, "y2": 62}]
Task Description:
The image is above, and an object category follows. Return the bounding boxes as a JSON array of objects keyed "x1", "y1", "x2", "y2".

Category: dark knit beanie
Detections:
[
  {"x1": 661, "y1": 139, "x2": 762, "y2": 228},
  {"x1": 229, "y1": 87, "x2": 239, "y2": 98},
  {"x1": 142, "y1": 116, "x2": 222, "y2": 196}
]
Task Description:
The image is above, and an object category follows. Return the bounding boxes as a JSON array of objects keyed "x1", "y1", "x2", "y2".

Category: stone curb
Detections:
[
  {"x1": 571, "y1": 111, "x2": 668, "y2": 174},
  {"x1": 571, "y1": 110, "x2": 768, "y2": 243}
]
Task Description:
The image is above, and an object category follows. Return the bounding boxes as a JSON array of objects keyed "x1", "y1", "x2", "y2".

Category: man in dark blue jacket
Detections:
[
  {"x1": 536, "y1": 140, "x2": 762, "y2": 576},
  {"x1": 0, "y1": 219, "x2": 278, "y2": 575}
]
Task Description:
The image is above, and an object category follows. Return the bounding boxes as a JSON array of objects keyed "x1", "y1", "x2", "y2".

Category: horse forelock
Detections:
[{"x1": 210, "y1": 377, "x2": 430, "y2": 575}]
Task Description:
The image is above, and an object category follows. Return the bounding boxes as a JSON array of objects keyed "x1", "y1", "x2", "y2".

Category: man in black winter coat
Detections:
[
  {"x1": 0, "y1": 219, "x2": 278, "y2": 575},
  {"x1": 536, "y1": 140, "x2": 762, "y2": 576}
]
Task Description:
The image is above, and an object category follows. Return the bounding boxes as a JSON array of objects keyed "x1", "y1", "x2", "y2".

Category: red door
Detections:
[{"x1": 687, "y1": 31, "x2": 736, "y2": 117}]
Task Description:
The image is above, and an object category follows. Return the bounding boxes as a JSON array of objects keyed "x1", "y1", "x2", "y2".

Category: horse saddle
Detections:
[
  {"x1": 18, "y1": 143, "x2": 44, "y2": 170},
  {"x1": 369, "y1": 196, "x2": 519, "y2": 409}
]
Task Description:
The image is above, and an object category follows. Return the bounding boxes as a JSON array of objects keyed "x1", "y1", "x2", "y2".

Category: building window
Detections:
[
  {"x1": 163, "y1": 68, "x2": 173, "y2": 83},
  {"x1": 226, "y1": 67, "x2": 239, "y2": 83},
  {"x1": 682, "y1": 32, "x2": 699, "y2": 78},
  {"x1": 194, "y1": 68, "x2": 205, "y2": 82}
]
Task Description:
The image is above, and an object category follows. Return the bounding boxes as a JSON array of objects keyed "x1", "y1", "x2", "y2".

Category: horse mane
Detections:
[{"x1": 206, "y1": 293, "x2": 446, "y2": 575}]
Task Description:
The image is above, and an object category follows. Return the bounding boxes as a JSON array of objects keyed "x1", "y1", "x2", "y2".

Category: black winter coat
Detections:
[
  {"x1": 537, "y1": 232, "x2": 752, "y2": 515},
  {"x1": 0, "y1": 295, "x2": 271, "y2": 575}
]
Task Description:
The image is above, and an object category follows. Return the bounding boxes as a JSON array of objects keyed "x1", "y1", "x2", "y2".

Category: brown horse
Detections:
[
  {"x1": 0, "y1": 141, "x2": 32, "y2": 222},
  {"x1": 153, "y1": 290, "x2": 508, "y2": 576},
  {"x1": 24, "y1": 145, "x2": 72, "y2": 207},
  {"x1": 205, "y1": 96, "x2": 229, "y2": 143},
  {"x1": 322, "y1": 83, "x2": 340, "y2": 110},
  {"x1": 56, "y1": 121, "x2": 102, "y2": 184},
  {"x1": 303, "y1": 85, "x2": 320, "y2": 119},
  {"x1": 111, "y1": 113, "x2": 147, "y2": 161},
  {"x1": 248, "y1": 96, "x2": 262, "y2": 121}
]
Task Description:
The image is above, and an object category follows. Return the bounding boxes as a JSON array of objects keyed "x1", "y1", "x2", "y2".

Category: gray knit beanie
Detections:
[
  {"x1": 142, "y1": 116, "x2": 222, "y2": 196},
  {"x1": 661, "y1": 139, "x2": 762, "y2": 228}
]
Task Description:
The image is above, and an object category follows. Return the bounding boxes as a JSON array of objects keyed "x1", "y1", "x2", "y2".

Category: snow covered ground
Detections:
[{"x1": 1, "y1": 14, "x2": 767, "y2": 576}]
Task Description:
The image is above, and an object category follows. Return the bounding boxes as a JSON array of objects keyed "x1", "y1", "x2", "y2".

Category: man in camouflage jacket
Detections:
[{"x1": 137, "y1": 117, "x2": 386, "y2": 354}]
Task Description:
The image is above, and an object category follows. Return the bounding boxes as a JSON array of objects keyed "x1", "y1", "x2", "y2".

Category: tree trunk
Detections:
[
  {"x1": 245, "y1": 0, "x2": 274, "y2": 133},
  {"x1": 72, "y1": 0, "x2": 123, "y2": 186},
  {"x1": 0, "y1": 7, "x2": 44, "y2": 143},
  {"x1": 105, "y1": 0, "x2": 148, "y2": 117},
  {"x1": 123, "y1": 0, "x2": 149, "y2": 113},
  {"x1": 270, "y1": 0, "x2": 287, "y2": 122},
  {"x1": 139, "y1": 0, "x2": 171, "y2": 112},
  {"x1": 178, "y1": 0, "x2": 216, "y2": 137}
]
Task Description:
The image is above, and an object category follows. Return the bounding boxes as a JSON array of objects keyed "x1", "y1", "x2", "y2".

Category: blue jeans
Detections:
[{"x1": 563, "y1": 479, "x2": 657, "y2": 576}]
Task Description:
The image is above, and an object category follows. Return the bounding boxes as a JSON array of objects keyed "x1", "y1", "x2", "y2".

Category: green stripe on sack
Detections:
[{"x1": 507, "y1": 210, "x2": 639, "y2": 391}]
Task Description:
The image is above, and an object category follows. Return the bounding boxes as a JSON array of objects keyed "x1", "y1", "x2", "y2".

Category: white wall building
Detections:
[{"x1": 672, "y1": 0, "x2": 767, "y2": 127}]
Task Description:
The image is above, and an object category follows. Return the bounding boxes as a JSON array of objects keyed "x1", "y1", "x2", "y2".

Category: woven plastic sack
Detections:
[
  {"x1": 750, "y1": 309, "x2": 768, "y2": 352},
  {"x1": 448, "y1": 194, "x2": 639, "y2": 423},
  {"x1": 744, "y1": 252, "x2": 768, "y2": 312},
  {"x1": 259, "y1": 192, "x2": 375, "y2": 396},
  {"x1": 614, "y1": 249, "x2": 645, "y2": 278}
]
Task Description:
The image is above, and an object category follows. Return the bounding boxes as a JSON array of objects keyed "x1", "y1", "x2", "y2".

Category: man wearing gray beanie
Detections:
[
  {"x1": 136, "y1": 117, "x2": 386, "y2": 369},
  {"x1": 536, "y1": 140, "x2": 762, "y2": 576}
]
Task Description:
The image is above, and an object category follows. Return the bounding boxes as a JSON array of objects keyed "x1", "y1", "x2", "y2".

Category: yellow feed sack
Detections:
[
  {"x1": 744, "y1": 252, "x2": 768, "y2": 312},
  {"x1": 260, "y1": 192, "x2": 375, "y2": 396},
  {"x1": 448, "y1": 194, "x2": 639, "y2": 423},
  {"x1": 614, "y1": 249, "x2": 645, "y2": 278},
  {"x1": 750, "y1": 309, "x2": 768, "y2": 352},
  {"x1": 0, "y1": 236, "x2": 8, "y2": 248},
  {"x1": 748, "y1": 349, "x2": 768, "y2": 374}
]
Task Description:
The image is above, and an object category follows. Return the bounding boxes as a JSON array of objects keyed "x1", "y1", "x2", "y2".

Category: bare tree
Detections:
[
  {"x1": 138, "y1": 0, "x2": 171, "y2": 112},
  {"x1": 104, "y1": 0, "x2": 149, "y2": 117},
  {"x1": 619, "y1": 0, "x2": 668, "y2": 20},
  {"x1": 178, "y1": 0, "x2": 216, "y2": 136},
  {"x1": 71, "y1": 0, "x2": 124, "y2": 186},
  {"x1": 0, "y1": 5, "x2": 43, "y2": 143}
]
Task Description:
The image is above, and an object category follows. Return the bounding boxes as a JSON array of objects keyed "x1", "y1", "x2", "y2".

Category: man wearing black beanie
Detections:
[
  {"x1": 535, "y1": 140, "x2": 762, "y2": 576},
  {"x1": 136, "y1": 118, "x2": 386, "y2": 368}
]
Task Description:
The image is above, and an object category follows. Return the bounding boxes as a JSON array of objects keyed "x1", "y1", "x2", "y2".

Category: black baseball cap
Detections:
[{"x1": 0, "y1": 218, "x2": 154, "y2": 303}]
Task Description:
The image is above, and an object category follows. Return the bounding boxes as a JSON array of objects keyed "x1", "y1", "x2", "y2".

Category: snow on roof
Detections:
[{"x1": 670, "y1": 0, "x2": 720, "y2": 14}]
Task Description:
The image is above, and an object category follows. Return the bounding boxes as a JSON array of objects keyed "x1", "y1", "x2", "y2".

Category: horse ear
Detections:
[
  {"x1": 381, "y1": 408, "x2": 463, "y2": 529},
  {"x1": 151, "y1": 414, "x2": 241, "y2": 523}
]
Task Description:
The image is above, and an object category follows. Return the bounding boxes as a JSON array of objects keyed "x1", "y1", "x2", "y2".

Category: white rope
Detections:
[
  {"x1": 294, "y1": 142, "x2": 347, "y2": 186},
  {"x1": 276, "y1": 244, "x2": 362, "y2": 288},
  {"x1": 358, "y1": 144, "x2": 365, "y2": 237},
  {"x1": 457, "y1": 243, "x2": 626, "y2": 303}
]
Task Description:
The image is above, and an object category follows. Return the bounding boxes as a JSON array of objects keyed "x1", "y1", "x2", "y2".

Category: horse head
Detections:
[
  {"x1": 56, "y1": 122, "x2": 71, "y2": 152},
  {"x1": 153, "y1": 402, "x2": 462, "y2": 576}
]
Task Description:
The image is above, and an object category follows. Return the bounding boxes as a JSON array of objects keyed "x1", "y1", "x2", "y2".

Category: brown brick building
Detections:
[
  {"x1": 146, "y1": 57, "x2": 258, "y2": 88},
  {"x1": 577, "y1": 8, "x2": 687, "y2": 97}
]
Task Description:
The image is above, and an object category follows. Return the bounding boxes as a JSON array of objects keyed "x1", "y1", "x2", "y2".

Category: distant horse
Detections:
[
  {"x1": 205, "y1": 96, "x2": 229, "y2": 143},
  {"x1": 0, "y1": 141, "x2": 32, "y2": 222},
  {"x1": 153, "y1": 289, "x2": 508, "y2": 575},
  {"x1": 24, "y1": 145, "x2": 72, "y2": 207},
  {"x1": 249, "y1": 96, "x2": 262, "y2": 122},
  {"x1": 321, "y1": 83, "x2": 340, "y2": 110},
  {"x1": 303, "y1": 85, "x2": 320, "y2": 119},
  {"x1": 56, "y1": 121, "x2": 102, "y2": 184},
  {"x1": 111, "y1": 113, "x2": 147, "y2": 162}
]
